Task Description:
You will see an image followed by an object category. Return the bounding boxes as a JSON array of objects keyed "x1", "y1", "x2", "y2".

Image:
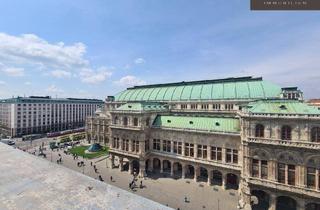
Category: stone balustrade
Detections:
[{"x1": 245, "y1": 137, "x2": 320, "y2": 149}]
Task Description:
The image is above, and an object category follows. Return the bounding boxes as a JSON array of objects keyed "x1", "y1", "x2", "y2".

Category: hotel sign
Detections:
[{"x1": 251, "y1": 0, "x2": 320, "y2": 10}]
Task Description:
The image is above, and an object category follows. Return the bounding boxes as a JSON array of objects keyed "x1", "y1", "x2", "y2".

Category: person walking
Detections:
[{"x1": 110, "y1": 176, "x2": 113, "y2": 182}]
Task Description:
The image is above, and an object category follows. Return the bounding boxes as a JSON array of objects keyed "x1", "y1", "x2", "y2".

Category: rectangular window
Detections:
[
  {"x1": 163, "y1": 140, "x2": 171, "y2": 152},
  {"x1": 197, "y1": 145, "x2": 207, "y2": 159},
  {"x1": 181, "y1": 104, "x2": 187, "y2": 109},
  {"x1": 226, "y1": 149, "x2": 238, "y2": 164},
  {"x1": 278, "y1": 163, "x2": 286, "y2": 184},
  {"x1": 153, "y1": 139, "x2": 160, "y2": 151},
  {"x1": 307, "y1": 167, "x2": 316, "y2": 189},
  {"x1": 185, "y1": 143, "x2": 194, "y2": 157},
  {"x1": 288, "y1": 165, "x2": 295, "y2": 185},
  {"x1": 190, "y1": 104, "x2": 197, "y2": 110},
  {"x1": 261, "y1": 160, "x2": 268, "y2": 179},
  {"x1": 252, "y1": 159, "x2": 259, "y2": 177},
  {"x1": 173, "y1": 141, "x2": 182, "y2": 154},
  {"x1": 210, "y1": 146, "x2": 222, "y2": 161}
]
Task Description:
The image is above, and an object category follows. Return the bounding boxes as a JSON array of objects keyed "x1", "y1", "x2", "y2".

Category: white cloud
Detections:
[
  {"x1": 0, "y1": 33, "x2": 114, "y2": 84},
  {"x1": 115, "y1": 75, "x2": 146, "y2": 87},
  {"x1": 0, "y1": 67, "x2": 24, "y2": 77},
  {"x1": 24, "y1": 81, "x2": 31, "y2": 85},
  {"x1": 50, "y1": 70, "x2": 72, "y2": 78},
  {"x1": 79, "y1": 67, "x2": 112, "y2": 84},
  {"x1": 134, "y1": 58, "x2": 145, "y2": 64},
  {"x1": 0, "y1": 33, "x2": 87, "y2": 70},
  {"x1": 0, "y1": 81, "x2": 6, "y2": 85},
  {"x1": 46, "y1": 85, "x2": 64, "y2": 93}
]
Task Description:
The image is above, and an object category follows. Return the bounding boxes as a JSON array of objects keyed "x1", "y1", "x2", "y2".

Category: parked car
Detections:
[{"x1": 0, "y1": 139, "x2": 15, "y2": 146}]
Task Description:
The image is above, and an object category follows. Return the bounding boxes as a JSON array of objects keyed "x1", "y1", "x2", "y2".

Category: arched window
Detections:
[
  {"x1": 311, "y1": 127, "x2": 320, "y2": 142},
  {"x1": 255, "y1": 124, "x2": 265, "y2": 137},
  {"x1": 281, "y1": 125, "x2": 292, "y2": 140},
  {"x1": 133, "y1": 118, "x2": 138, "y2": 126},
  {"x1": 123, "y1": 117, "x2": 128, "y2": 126},
  {"x1": 113, "y1": 116, "x2": 118, "y2": 125}
]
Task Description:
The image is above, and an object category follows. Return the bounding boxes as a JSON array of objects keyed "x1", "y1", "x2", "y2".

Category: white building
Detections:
[{"x1": 0, "y1": 96, "x2": 104, "y2": 137}]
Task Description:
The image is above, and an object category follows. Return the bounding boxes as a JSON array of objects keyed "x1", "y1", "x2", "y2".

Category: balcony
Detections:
[
  {"x1": 109, "y1": 148, "x2": 141, "y2": 158},
  {"x1": 245, "y1": 137, "x2": 320, "y2": 150},
  {"x1": 109, "y1": 124, "x2": 143, "y2": 131},
  {"x1": 248, "y1": 177, "x2": 320, "y2": 199}
]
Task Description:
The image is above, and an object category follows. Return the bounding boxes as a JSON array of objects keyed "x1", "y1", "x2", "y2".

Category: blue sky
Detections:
[{"x1": 0, "y1": 0, "x2": 319, "y2": 99}]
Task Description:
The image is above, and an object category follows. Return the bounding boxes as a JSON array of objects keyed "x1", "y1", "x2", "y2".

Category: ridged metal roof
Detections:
[
  {"x1": 114, "y1": 77, "x2": 282, "y2": 102},
  {"x1": 152, "y1": 115, "x2": 240, "y2": 133},
  {"x1": 244, "y1": 100, "x2": 320, "y2": 115}
]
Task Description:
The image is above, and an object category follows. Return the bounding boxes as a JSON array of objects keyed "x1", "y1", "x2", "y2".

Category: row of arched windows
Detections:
[
  {"x1": 113, "y1": 116, "x2": 151, "y2": 127},
  {"x1": 254, "y1": 124, "x2": 320, "y2": 142}
]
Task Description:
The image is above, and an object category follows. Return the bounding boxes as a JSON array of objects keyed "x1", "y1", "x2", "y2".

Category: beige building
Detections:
[{"x1": 86, "y1": 76, "x2": 320, "y2": 210}]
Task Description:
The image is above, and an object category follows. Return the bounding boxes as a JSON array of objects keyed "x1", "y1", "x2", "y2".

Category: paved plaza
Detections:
[{"x1": 24, "y1": 140, "x2": 240, "y2": 210}]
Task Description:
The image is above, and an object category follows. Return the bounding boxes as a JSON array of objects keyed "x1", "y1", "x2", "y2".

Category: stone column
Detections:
[
  {"x1": 297, "y1": 198, "x2": 305, "y2": 210},
  {"x1": 207, "y1": 170, "x2": 212, "y2": 186},
  {"x1": 170, "y1": 141, "x2": 174, "y2": 153},
  {"x1": 298, "y1": 165, "x2": 306, "y2": 187},
  {"x1": 128, "y1": 160, "x2": 133, "y2": 174},
  {"x1": 316, "y1": 169, "x2": 319, "y2": 191},
  {"x1": 207, "y1": 145, "x2": 211, "y2": 161},
  {"x1": 170, "y1": 161, "x2": 174, "y2": 176},
  {"x1": 182, "y1": 143, "x2": 185, "y2": 156},
  {"x1": 160, "y1": 140, "x2": 163, "y2": 152},
  {"x1": 194, "y1": 144, "x2": 198, "y2": 158},
  {"x1": 285, "y1": 164, "x2": 288, "y2": 185},
  {"x1": 139, "y1": 160, "x2": 146, "y2": 178},
  {"x1": 160, "y1": 160, "x2": 163, "y2": 173},
  {"x1": 268, "y1": 194, "x2": 276, "y2": 210},
  {"x1": 129, "y1": 139, "x2": 132, "y2": 152},
  {"x1": 194, "y1": 166, "x2": 198, "y2": 182},
  {"x1": 222, "y1": 173, "x2": 227, "y2": 190},
  {"x1": 181, "y1": 164, "x2": 185, "y2": 179},
  {"x1": 269, "y1": 160, "x2": 277, "y2": 182},
  {"x1": 139, "y1": 141, "x2": 144, "y2": 155},
  {"x1": 119, "y1": 157, "x2": 123, "y2": 171},
  {"x1": 119, "y1": 138, "x2": 123, "y2": 150},
  {"x1": 222, "y1": 148, "x2": 226, "y2": 163}
]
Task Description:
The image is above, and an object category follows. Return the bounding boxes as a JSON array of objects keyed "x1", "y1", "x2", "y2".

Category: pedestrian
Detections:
[
  {"x1": 129, "y1": 183, "x2": 132, "y2": 189},
  {"x1": 184, "y1": 196, "x2": 188, "y2": 203},
  {"x1": 110, "y1": 176, "x2": 113, "y2": 182},
  {"x1": 91, "y1": 162, "x2": 93, "y2": 166}
]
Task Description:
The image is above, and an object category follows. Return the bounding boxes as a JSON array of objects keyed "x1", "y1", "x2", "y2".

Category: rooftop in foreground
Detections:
[{"x1": 0, "y1": 143, "x2": 172, "y2": 210}]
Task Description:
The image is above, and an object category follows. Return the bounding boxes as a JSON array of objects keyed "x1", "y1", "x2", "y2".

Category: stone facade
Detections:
[{"x1": 86, "y1": 77, "x2": 320, "y2": 210}]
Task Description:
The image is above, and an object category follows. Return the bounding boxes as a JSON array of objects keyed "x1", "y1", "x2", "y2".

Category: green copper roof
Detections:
[
  {"x1": 116, "y1": 102, "x2": 168, "y2": 112},
  {"x1": 114, "y1": 77, "x2": 282, "y2": 102},
  {"x1": 152, "y1": 115, "x2": 240, "y2": 133},
  {"x1": 244, "y1": 100, "x2": 320, "y2": 115}
]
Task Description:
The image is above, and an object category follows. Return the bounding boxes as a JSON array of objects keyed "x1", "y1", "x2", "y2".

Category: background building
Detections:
[
  {"x1": 0, "y1": 96, "x2": 103, "y2": 137},
  {"x1": 87, "y1": 76, "x2": 320, "y2": 210}
]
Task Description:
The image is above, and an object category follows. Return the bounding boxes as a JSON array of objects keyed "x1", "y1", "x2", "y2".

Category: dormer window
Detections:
[
  {"x1": 167, "y1": 120, "x2": 171, "y2": 123},
  {"x1": 279, "y1": 105, "x2": 287, "y2": 110},
  {"x1": 128, "y1": 105, "x2": 132, "y2": 108},
  {"x1": 189, "y1": 121, "x2": 193, "y2": 124},
  {"x1": 215, "y1": 122, "x2": 220, "y2": 126}
]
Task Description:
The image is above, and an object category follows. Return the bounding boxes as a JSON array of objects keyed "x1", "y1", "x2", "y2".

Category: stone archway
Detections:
[
  {"x1": 212, "y1": 170, "x2": 223, "y2": 186},
  {"x1": 276, "y1": 196, "x2": 296, "y2": 210},
  {"x1": 153, "y1": 158, "x2": 161, "y2": 172},
  {"x1": 306, "y1": 203, "x2": 320, "y2": 210},
  {"x1": 173, "y1": 162, "x2": 182, "y2": 177},
  {"x1": 132, "y1": 160, "x2": 140, "y2": 175},
  {"x1": 185, "y1": 165, "x2": 195, "y2": 179},
  {"x1": 226, "y1": 173, "x2": 239, "y2": 190},
  {"x1": 163, "y1": 160, "x2": 171, "y2": 174},
  {"x1": 251, "y1": 190, "x2": 270, "y2": 210},
  {"x1": 198, "y1": 167, "x2": 208, "y2": 182}
]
